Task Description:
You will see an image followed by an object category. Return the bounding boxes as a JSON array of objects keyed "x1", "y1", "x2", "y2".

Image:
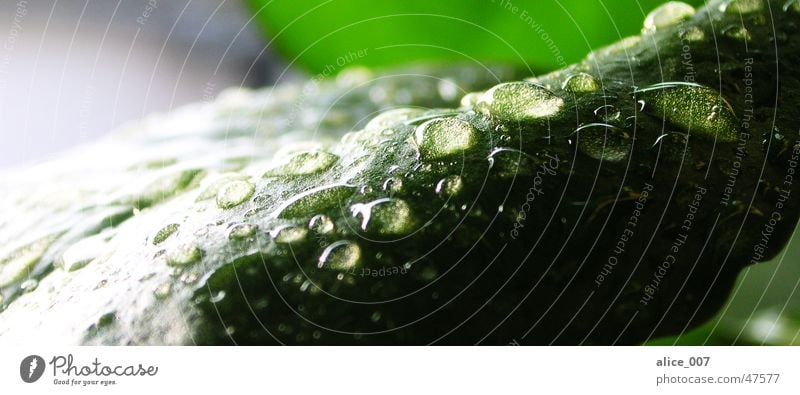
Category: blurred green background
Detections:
[{"x1": 246, "y1": 0, "x2": 705, "y2": 74}]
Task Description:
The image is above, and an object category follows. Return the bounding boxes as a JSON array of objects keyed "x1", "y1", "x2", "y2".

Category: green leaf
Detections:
[{"x1": 246, "y1": 0, "x2": 705, "y2": 74}]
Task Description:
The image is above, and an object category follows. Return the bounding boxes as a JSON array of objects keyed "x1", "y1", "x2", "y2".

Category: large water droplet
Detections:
[
  {"x1": 166, "y1": 244, "x2": 203, "y2": 266},
  {"x1": 562, "y1": 73, "x2": 600, "y2": 93},
  {"x1": 137, "y1": 169, "x2": 204, "y2": 208},
  {"x1": 263, "y1": 151, "x2": 339, "y2": 177},
  {"x1": 476, "y1": 81, "x2": 564, "y2": 123},
  {"x1": 20, "y1": 278, "x2": 38, "y2": 292},
  {"x1": 216, "y1": 179, "x2": 255, "y2": 209},
  {"x1": 576, "y1": 123, "x2": 631, "y2": 162},
  {"x1": 413, "y1": 117, "x2": 480, "y2": 160},
  {"x1": 153, "y1": 224, "x2": 179, "y2": 245},
  {"x1": 0, "y1": 235, "x2": 55, "y2": 287},
  {"x1": 351, "y1": 198, "x2": 416, "y2": 237},
  {"x1": 274, "y1": 184, "x2": 355, "y2": 219},
  {"x1": 318, "y1": 240, "x2": 361, "y2": 270},
  {"x1": 642, "y1": 2, "x2": 696, "y2": 34},
  {"x1": 720, "y1": 0, "x2": 763, "y2": 14},
  {"x1": 635, "y1": 82, "x2": 738, "y2": 142},
  {"x1": 61, "y1": 234, "x2": 108, "y2": 272}
]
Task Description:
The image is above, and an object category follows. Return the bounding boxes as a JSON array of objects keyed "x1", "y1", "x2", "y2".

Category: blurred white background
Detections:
[{"x1": 0, "y1": 0, "x2": 287, "y2": 169}]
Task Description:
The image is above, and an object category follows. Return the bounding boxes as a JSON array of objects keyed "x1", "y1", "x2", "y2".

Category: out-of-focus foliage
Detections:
[{"x1": 246, "y1": 0, "x2": 704, "y2": 74}]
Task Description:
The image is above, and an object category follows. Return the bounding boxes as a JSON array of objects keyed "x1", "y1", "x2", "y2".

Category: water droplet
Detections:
[
  {"x1": 370, "y1": 311, "x2": 382, "y2": 322},
  {"x1": 487, "y1": 148, "x2": 537, "y2": 178},
  {"x1": 562, "y1": 73, "x2": 600, "y2": 93},
  {"x1": 413, "y1": 117, "x2": 480, "y2": 160},
  {"x1": 274, "y1": 184, "x2": 355, "y2": 219},
  {"x1": 270, "y1": 225, "x2": 308, "y2": 244},
  {"x1": 227, "y1": 223, "x2": 257, "y2": 240},
  {"x1": 309, "y1": 214, "x2": 335, "y2": 234},
  {"x1": 318, "y1": 240, "x2": 361, "y2": 270},
  {"x1": 594, "y1": 105, "x2": 621, "y2": 122},
  {"x1": 0, "y1": 235, "x2": 56, "y2": 287},
  {"x1": 576, "y1": 123, "x2": 631, "y2": 162},
  {"x1": 216, "y1": 179, "x2": 255, "y2": 209},
  {"x1": 166, "y1": 244, "x2": 202, "y2": 266},
  {"x1": 460, "y1": 92, "x2": 482, "y2": 108},
  {"x1": 137, "y1": 169, "x2": 204, "y2": 208},
  {"x1": 210, "y1": 290, "x2": 226, "y2": 303},
  {"x1": 679, "y1": 26, "x2": 705, "y2": 42},
  {"x1": 476, "y1": 81, "x2": 564, "y2": 123},
  {"x1": 351, "y1": 198, "x2": 417, "y2": 237},
  {"x1": 20, "y1": 278, "x2": 38, "y2": 292},
  {"x1": 642, "y1": 2, "x2": 696, "y2": 34},
  {"x1": 784, "y1": 0, "x2": 800, "y2": 13},
  {"x1": 196, "y1": 174, "x2": 249, "y2": 201},
  {"x1": 436, "y1": 175, "x2": 465, "y2": 196},
  {"x1": 61, "y1": 234, "x2": 108, "y2": 272},
  {"x1": 635, "y1": 82, "x2": 738, "y2": 142},
  {"x1": 263, "y1": 150, "x2": 339, "y2": 177},
  {"x1": 722, "y1": 25, "x2": 752, "y2": 41},
  {"x1": 382, "y1": 176, "x2": 404, "y2": 194},
  {"x1": 720, "y1": 0, "x2": 763, "y2": 14},
  {"x1": 153, "y1": 224, "x2": 179, "y2": 245},
  {"x1": 154, "y1": 282, "x2": 171, "y2": 299}
]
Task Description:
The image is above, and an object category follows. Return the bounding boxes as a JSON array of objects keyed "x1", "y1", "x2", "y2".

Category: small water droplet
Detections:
[
  {"x1": 210, "y1": 290, "x2": 226, "y2": 303},
  {"x1": 476, "y1": 81, "x2": 564, "y2": 123},
  {"x1": 720, "y1": 0, "x2": 763, "y2": 14},
  {"x1": 153, "y1": 282, "x2": 171, "y2": 299},
  {"x1": 227, "y1": 223, "x2": 257, "y2": 240},
  {"x1": 642, "y1": 2, "x2": 696, "y2": 34},
  {"x1": 270, "y1": 225, "x2": 309, "y2": 244},
  {"x1": 153, "y1": 223, "x2": 180, "y2": 245},
  {"x1": 722, "y1": 25, "x2": 752, "y2": 41},
  {"x1": 318, "y1": 240, "x2": 361, "y2": 270},
  {"x1": 594, "y1": 105, "x2": 621, "y2": 122},
  {"x1": 435, "y1": 175, "x2": 465, "y2": 196},
  {"x1": 679, "y1": 26, "x2": 705, "y2": 42},
  {"x1": 166, "y1": 244, "x2": 203, "y2": 266},
  {"x1": 382, "y1": 176, "x2": 404, "y2": 194},
  {"x1": 216, "y1": 179, "x2": 255, "y2": 209},
  {"x1": 576, "y1": 123, "x2": 631, "y2": 162},
  {"x1": 20, "y1": 278, "x2": 38, "y2": 292},
  {"x1": 309, "y1": 214, "x2": 335, "y2": 234}
]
